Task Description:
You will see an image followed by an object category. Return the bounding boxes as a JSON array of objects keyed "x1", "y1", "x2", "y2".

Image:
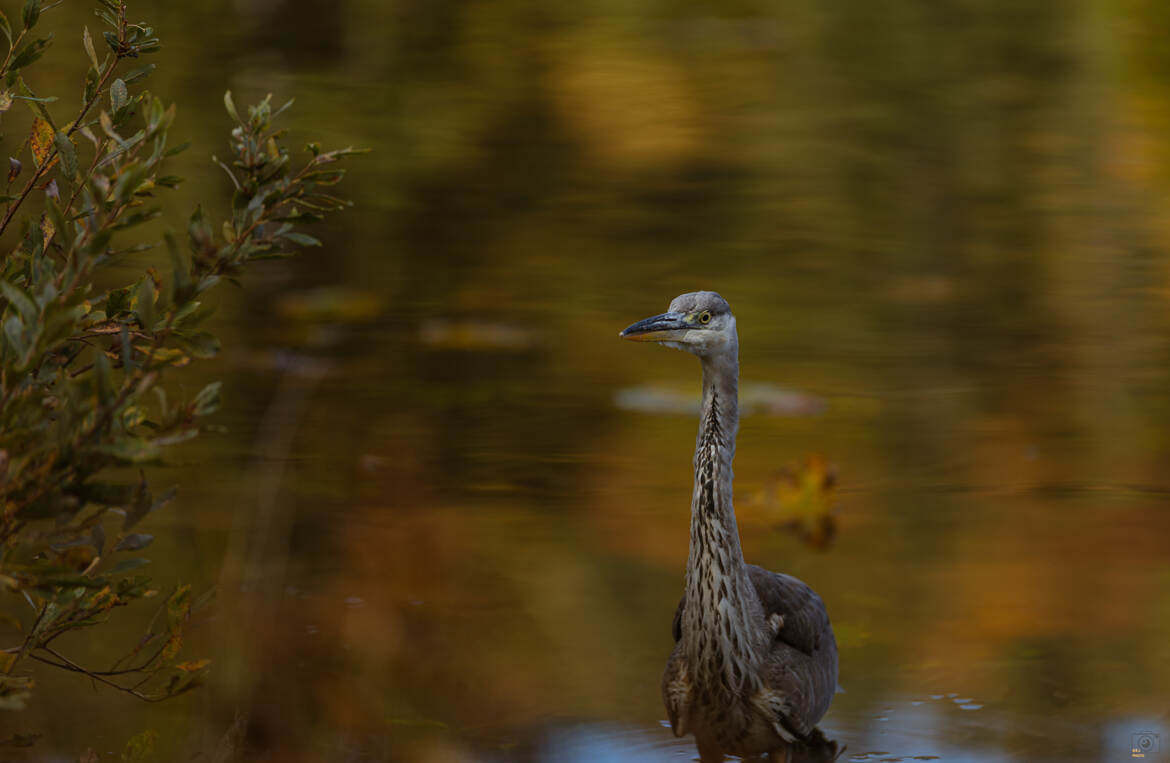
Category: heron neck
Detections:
[
  {"x1": 689, "y1": 352, "x2": 744, "y2": 570},
  {"x1": 683, "y1": 346, "x2": 767, "y2": 686}
]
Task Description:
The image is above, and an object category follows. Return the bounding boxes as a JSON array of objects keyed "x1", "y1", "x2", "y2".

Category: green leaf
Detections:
[
  {"x1": 106, "y1": 278, "x2": 144, "y2": 316},
  {"x1": 281, "y1": 231, "x2": 321, "y2": 247},
  {"x1": 165, "y1": 231, "x2": 192, "y2": 300},
  {"x1": 109, "y1": 558, "x2": 150, "y2": 575},
  {"x1": 45, "y1": 197, "x2": 68, "y2": 246},
  {"x1": 302, "y1": 169, "x2": 345, "y2": 186},
  {"x1": 122, "y1": 484, "x2": 175, "y2": 532},
  {"x1": 96, "y1": 437, "x2": 161, "y2": 464},
  {"x1": 54, "y1": 131, "x2": 78, "y2": 179},
  {"x1": 134, "y1": 277, "x2": 154, "y2": 329},
  {"x1": 171, "y1": 329, "x2": 219, "y2": 358},
  {"x1": 114, "y1": 533, "x2": 153, "y2": 552},
  {"x1": 83, "y1": 65, "x2": 99, "y2": 108},
  {"x1": 193, "y1": 381, "x2": 221, "y2": 416},
  {"x1": 222, "y1": 90, "x2": 240, "y2": 123},
  {"x1": 0, "y1": 11, "x2": 11, "y2": 47},
  {"x1": 163, "y1": 140, "x2": 190, "y2": 158},
  {"x1": 110, "y1": 78, "x2": 127, "y2": 113},
  {"x1": 1, "y1": 280, "x2": 38, "y2": 322},
  {"x1": 122, "y1": 63, "x2": 155, "y2": 85},
  {"x1": 82, "y1": 25, "x2": 99, "y2": 69},
  {"x1": 113, "y1": 161, "x2": 147, "y2": 204},
  {"x1": 120, "y1": 324, "x2": 134, "y2": 371},
  {"x1": 21, "y1": 0, "x2": 38, "y2": 30},
  {"x1": 3, "y1": 315, "x2": 24, "y2": 357},
  {"x1": 16, "y1": 75, "x2": 53, "y2": 122},
  {"x1": 187, "y1": 204, "x2": 213, "y2": 256},
  {"x1": 93, "y1": 349, "x2": 113, "y2": 405},
  {"x1": 9, "y1": 34, "x2": 51, "y2": 71}
]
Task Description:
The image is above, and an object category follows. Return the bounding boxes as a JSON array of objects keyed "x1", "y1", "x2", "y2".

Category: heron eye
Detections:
[{"x1": 698, "y1": 311, "x2": 712, "y2": 325}]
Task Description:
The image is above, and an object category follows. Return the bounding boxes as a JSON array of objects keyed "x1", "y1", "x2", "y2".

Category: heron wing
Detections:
[
  {"x1": 745, "y1": 564, "x2": 830, "y2": 658},
  {"x1": 750, "y1": 564, "x2": 839, "y2": 738}
]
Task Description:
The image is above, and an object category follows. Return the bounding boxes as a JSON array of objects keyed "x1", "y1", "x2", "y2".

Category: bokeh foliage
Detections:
[{"x1": 0, "y1": 0, "x2": 361, "y2": 713}]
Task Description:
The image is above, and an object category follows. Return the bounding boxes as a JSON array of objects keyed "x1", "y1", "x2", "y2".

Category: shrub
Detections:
[{"x1": 0, "y1": 0, "x2": 363, "y2": 710}]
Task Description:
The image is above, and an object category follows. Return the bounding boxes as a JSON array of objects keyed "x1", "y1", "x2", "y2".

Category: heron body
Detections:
[{"x1": 621, "y1": 292, "x2": 838, "y2": 763}]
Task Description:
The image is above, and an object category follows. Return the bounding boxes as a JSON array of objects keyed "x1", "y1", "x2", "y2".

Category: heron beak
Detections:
[{"x1": 619, "y1": 311, "x2": 691, "y2": 342}]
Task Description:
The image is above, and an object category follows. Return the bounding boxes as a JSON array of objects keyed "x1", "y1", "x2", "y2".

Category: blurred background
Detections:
[{"x1": 3, "y1": 0, "x2": 1170, "y2": 760}]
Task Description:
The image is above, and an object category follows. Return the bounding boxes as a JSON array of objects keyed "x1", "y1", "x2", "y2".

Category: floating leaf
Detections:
[
  {"x1": 747, "y1": 454, "x2": 839, "y2": 551},
  {"x1": 122, "y1": 730, "x2": 158, "y2": 763}
]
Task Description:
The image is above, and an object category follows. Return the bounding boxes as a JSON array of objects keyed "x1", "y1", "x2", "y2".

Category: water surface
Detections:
[{"x1": 4, "y1": 0, "x2": 1170, "y2": 761}]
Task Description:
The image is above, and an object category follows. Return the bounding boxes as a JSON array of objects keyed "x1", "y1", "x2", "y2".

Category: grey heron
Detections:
[{"x1": 620, "y1": 291, "x2": 839, "y2": 763}]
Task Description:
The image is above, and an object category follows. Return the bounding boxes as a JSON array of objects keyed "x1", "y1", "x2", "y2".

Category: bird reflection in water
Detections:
[{"x1": 749, "y1": 728, "x2": 843, "y2": 763}]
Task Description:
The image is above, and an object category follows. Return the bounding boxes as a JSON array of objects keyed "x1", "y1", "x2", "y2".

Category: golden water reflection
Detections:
[{"x1": 2, "y1": 0, "x2": 1170, "y2": 760}]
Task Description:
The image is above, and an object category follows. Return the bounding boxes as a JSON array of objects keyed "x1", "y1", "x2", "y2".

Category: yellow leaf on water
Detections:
[
  {"x1": 176, "y1": 658, "x2": 210, "y2": 672},
  {"x1": 747, "y1": 453, "x2": 839, "y2": 550},
  {"x1": 29, "y1": 117, "x2": 57, "y2": 169}
]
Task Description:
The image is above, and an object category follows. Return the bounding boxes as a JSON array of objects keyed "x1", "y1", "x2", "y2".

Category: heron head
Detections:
[{"x1": 619, "y1": 291, "x2": 736, "y2": 358}]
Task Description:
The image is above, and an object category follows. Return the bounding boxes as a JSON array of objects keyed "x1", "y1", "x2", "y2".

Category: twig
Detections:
[{"x1": 0, "y1": 5, "x2": 128, "y2": 241}]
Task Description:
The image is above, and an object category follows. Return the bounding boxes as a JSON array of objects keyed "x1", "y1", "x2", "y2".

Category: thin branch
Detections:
[{"x1": 29, "y1": 648, "x2": 167, "y2": 701}]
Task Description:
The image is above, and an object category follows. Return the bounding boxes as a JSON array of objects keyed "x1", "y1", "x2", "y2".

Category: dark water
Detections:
[{"x1": 5, "y1": 0, "x2": 1170, "y2": 760}]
